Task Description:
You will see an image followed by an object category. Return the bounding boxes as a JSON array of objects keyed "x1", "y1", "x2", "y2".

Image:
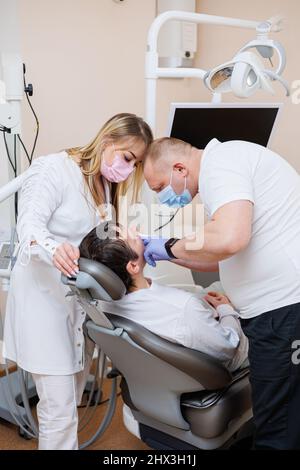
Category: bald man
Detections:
[{"x1": 143, "y1": 136, "x2": 300, "y2": 450}]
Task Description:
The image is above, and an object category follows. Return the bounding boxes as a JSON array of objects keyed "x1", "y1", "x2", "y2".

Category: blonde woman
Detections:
[{"x1": 3, "y1": 113, "x2": 153, "y2": 450}]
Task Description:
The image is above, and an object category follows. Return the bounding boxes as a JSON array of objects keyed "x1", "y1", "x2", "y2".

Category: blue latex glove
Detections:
[{"x1": 142, "y1": 237, "x2": 171, "y2": 267}]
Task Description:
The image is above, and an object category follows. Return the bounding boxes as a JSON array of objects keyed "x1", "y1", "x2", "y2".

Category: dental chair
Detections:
[{"x1": 62, "y1": 258, "x2": 254, "y2": 450}]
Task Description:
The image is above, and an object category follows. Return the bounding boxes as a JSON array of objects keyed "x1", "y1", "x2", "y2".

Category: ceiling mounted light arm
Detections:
[
  {"x1": 263, "y1": 15, "x2": 285, "y2": 33},
  {"x1": 147, "y1": 11, "x2": 269, "y2": 54},
  {"x1": 145, "y1": 11, "x2": 287, "y2": 134}
]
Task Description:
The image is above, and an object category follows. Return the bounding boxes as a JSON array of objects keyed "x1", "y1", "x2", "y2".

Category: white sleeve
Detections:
[
  {"x1": 203, "y1": 144, "x2": 256, "y2": 217},
  {"x1": 17, "y1": 156, "x2": 63, "y2": 265},
  {"x1": 182, "y1": 295, "x2": 240, "y2": 362}
]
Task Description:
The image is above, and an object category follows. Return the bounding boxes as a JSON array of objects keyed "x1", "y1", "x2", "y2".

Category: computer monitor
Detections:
[{"x1": 167, "y1": 102, "x2": 283, "y2": 149}]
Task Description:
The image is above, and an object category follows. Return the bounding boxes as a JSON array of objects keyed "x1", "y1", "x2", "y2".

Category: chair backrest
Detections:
[{"x1": 105, "y1": 313, "x2": 232, "y2": 389}]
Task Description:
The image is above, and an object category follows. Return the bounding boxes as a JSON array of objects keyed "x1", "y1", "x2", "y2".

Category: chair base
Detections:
[{"x1": 123, "y1": 403, "x2": 254, "y2": 450}]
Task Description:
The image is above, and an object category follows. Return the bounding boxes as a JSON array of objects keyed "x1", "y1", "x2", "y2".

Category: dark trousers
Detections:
[{"x1": 241, "y1": 303, "x2": 300, "y2": 450}]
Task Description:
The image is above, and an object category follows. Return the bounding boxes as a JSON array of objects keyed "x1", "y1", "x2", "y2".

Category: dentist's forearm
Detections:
[
  {"x1": 171, "y1": 223, "x2": 235, "y2": 263},
  {"x1": 170, "y1": 200, "x2": 253, "y2": 264},
  {"x1": 171, "y1": 258, "x2": 219, "y2": 272}
]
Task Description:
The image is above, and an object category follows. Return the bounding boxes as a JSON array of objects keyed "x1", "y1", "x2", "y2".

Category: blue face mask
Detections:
[{"x1": 158, "y1": 170, "x2": 192, "y2": 208}]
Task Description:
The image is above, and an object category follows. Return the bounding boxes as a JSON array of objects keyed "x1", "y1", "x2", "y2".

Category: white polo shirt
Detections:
[{"x1": 199, "y1": 139, "x2": 300, "y2": 319}]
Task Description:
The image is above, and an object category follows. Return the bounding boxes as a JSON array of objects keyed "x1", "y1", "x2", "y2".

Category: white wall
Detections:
[
  {"x1": 19, "y1": 0, "x2": 300, "y2": 168},
  {"x1": 18, "y1": 0, "x2": 209, "y2": 155}
]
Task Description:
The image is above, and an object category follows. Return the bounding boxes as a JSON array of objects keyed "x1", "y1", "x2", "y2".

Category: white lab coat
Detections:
[{"x1": 3, "y1": 151, "x2": 111, "y2": 375}]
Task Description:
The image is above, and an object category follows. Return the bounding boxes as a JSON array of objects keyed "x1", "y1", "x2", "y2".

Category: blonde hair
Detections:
[
  {"x1": 67, "y1": 113, "x2": 153, "y2": 220},
  {"x1": 146, "y1": 137, "x2": 193, "y2": 166}
]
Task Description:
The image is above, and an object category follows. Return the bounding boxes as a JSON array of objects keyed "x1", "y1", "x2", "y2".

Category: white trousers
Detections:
[{"x1": 31, "y1": 341, "x2": 94, "y2": 450}]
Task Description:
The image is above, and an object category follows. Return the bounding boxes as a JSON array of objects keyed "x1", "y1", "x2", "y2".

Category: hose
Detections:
[
  {"x1": 18, "y1": 368, "x2": 39, "y2": 435},
  {"x1": 78, "y1": 347, "x2": 102, "y2": 432},
  {"x1": 79, "y1": 374, "x2": 118, "y2": 450}
]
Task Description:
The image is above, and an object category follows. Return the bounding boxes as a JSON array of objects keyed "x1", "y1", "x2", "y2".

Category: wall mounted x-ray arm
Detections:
[
  {"x1": 145, "y1": 11, "x2": 286, "y2": 132},
  {"x1": 0, "y1": 53, "x2": 23, "y2": 133}
]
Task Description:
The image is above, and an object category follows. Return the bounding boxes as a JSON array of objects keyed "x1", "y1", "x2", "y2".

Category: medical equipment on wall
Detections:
[
  {"x1": 0, "y1": 54, "x2": 39, "y2": 227},
  {"x1": 0, "y1": 53, "x2": 23, "y2": 133},
  {"x1": 157, "y1": 0, "x2": 197, "y2": 68},
  {"x1": 145, "y1": 11, "x2": 289, "y2": 132},
  {"x1": 0, "y1": 54, "x2": 37, "y2": 140}
]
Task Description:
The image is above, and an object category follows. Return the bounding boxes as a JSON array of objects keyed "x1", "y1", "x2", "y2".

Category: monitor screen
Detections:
[{"x1": 168, "y1": 103, "x2": 282, "y2": 149}]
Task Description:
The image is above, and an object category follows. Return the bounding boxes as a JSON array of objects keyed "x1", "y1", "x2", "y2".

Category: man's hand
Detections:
[
  {"x1": 204, "y1": 291, "x2": 232, "y2": 308},
  {"x1": 142, "y1": 237, "x2": 171, "y2": 267},
  {"x1": 53, "y1": 243, "x2": 80, "y2": 277}
]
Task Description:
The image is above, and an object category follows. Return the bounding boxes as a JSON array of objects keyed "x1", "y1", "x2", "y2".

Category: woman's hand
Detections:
[
  {"x1": 53, "y1": 243, "x2": 80, "y2": 277},
  {"x1": 204, "y1": 291, "x2": 232, "y2": 308}
]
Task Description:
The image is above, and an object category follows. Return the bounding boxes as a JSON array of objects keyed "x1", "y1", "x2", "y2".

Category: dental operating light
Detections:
[
  {"x1": 145, "y1": 11, "x2": 289, "y2": 132},
  {"x1": 204, "y1": 37, "x2": 289, "y2": 99}
]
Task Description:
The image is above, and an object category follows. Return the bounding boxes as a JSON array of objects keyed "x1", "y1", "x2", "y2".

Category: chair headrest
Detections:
[{"x1": 77, "y1": 258, "x2": 126, "y2": 300}]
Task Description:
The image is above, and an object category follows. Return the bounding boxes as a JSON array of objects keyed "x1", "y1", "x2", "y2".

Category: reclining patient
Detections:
[{"x1": 79, "y1": 223, "x2": 248, "y2": 372}]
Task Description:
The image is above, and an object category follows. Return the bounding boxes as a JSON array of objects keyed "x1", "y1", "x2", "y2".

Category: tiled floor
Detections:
[{"x1": 0, "y1": 378, "x2": 149, "y2": 451}]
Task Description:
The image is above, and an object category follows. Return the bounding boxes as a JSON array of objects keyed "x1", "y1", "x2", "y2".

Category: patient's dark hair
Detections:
[{"x1": 79, "y1": 222, "x2": 139, "y2": 292}]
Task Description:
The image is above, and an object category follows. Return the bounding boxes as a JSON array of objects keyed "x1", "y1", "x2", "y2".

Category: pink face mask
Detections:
[{"x1": 101, "y1": 147, "x2": 135, "y2": 183}]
